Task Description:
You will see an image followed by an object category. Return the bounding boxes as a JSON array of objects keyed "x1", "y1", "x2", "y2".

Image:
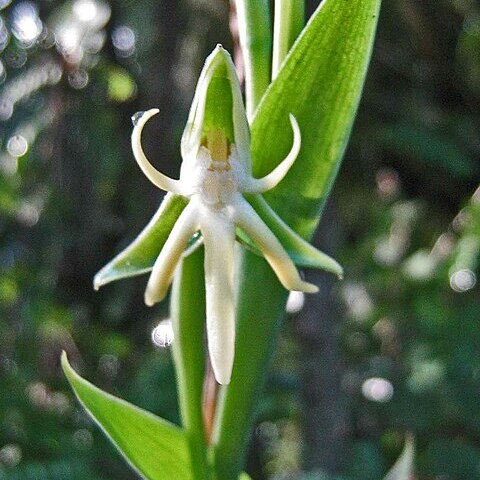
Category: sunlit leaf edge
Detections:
[{"x1": 62, "y1": 352, "x2": 192, "y2": 480}]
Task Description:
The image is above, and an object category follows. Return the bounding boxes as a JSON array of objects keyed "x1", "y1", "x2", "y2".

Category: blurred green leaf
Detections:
[
  {"x1": 377, "y1": 124, "x2": 477, "y2": 180},
  {"x1": 62, "y1": 352, "x2": 192, "y2": 480},
  {"x1": 383, "y1": 435, "x2": 415, "y2": 480}
]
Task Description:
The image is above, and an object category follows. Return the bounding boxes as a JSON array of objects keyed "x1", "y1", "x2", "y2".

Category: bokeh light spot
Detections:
[
  {"x1": 112, "y1": 25, "x2": 135, "y2": 57},
  {"x1": 450, "y1": 268, "x2": 476, "y2": 292},
  {"x1": 361, "y1": 377, "x2": 394, "y2": 402},
  {"x1": 0, "y1": 444, "x2": 22, "y2": 467},
  {"x1": 151, "y1": 319, "x2": 174, "y2": 348},
  {"x1": 11, "y1": 1, "x2": 42, "y2": 45},
  {"x1": 285, "y1": 291, "x2": 305, "y2": 314},
  {"x1": 7, "y1": 134, "x2": 28, "y2": 157},
  {"x1": 73, "y1": 0, "x2": 98, "y2": 22}
]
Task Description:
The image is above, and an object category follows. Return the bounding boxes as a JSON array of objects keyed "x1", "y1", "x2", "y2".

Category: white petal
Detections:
[
  {"x1": 132, "y1": 108, "x2": 184, "y2": 194},
  {"x1": 242, "y1": 114, "x2": 301, "y2": 193},
  {"x1": 233, "y1": 197, "x2": 318, "y2": 293},
  {"x1": 201, "y1": 210, "x2": 236, "y2": 385},
  {"x1": 145, "y1": 202, "x2": 198, "y2": 306}
]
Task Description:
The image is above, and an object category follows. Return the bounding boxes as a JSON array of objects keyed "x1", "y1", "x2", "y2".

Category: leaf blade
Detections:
[
  {"x1": 62, "y1": 352, "x2": 192, "y2": 480},
  {"x1": 251, "y1": 0, "x2": 382, "y2": 238}
]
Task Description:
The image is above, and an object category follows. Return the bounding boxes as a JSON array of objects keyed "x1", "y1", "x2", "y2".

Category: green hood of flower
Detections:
[{"x1": 181, "y1": 45, "x2": 251, "y2": 170}]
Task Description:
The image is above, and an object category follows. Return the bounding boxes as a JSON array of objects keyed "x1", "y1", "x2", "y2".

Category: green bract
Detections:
[{"x1": 62, "y1": 353, "x2": 192, "y2": 480}]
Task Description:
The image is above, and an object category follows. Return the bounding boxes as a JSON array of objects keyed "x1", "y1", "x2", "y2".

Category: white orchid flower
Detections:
[
  {"x1": 128, "y1": 45, "x2": 318, "y2": 384},
  {"x1": 94, "y1": 45, "x2": 342, "y2": 384}
]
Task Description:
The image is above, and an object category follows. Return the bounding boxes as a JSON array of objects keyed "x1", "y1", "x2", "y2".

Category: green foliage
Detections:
[
  {"x1": 62, "y1": 353, "x2": 192, "y2": 480},
  {"x1": 251, "y1": 0, "x2": 381, "y2": 237}
]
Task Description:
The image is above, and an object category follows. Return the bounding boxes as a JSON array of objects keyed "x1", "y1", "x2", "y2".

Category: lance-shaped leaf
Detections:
[
  {"x1": 62, "y1": 352, "x2": 192, "y2": 480},
  {"x1": 250, "y1": 0, "x2": 382, "y2": 239},
  {"x1": 93, "y1": 193, "x2": 187, "y2": 289}
]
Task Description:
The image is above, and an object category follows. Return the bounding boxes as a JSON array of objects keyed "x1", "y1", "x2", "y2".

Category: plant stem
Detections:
[
  {"x1": 272, "y1": 0, "x2": 305, "y2": 79},
  {"x1": 211, "y1": 3, "x2": 277, "y2": 479},
  {"x1": 171, "y1": 248, "x2": 210, "y2": 479},
  {"x1": 213, "y1": 252, "x2": 288, "y2": 480},
  {"x1": 234, "y1": 0, "x2": 272, "y2": 119}
]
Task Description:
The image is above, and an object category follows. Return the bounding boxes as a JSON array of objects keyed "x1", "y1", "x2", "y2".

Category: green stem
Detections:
[
  {"x1": 213, "y1": 252, "x2": 288, "y2": 480},
  {"x1": 235, "y1": 0, "x2": 272, "y2": 119},
  {"x1": 211, "y1": 3, "x2": 277, "y2": 479},
  {"x1": 171, "y1": 248, "x2": 210, "y2": 479},
  {"x1": 272, "y1": 0, "x2": 305, "y2": 79}
]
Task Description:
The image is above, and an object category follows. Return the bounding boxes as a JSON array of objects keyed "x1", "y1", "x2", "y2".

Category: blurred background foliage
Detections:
[{"x1": 0, "y1": 0, "x2": 479, "y2": 479}]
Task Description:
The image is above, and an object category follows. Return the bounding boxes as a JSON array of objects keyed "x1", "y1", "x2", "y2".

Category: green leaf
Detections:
[
  {"x1": 251, "y1": 0, "x2": 382, "y2": 239},
  {"x1": 384, "y1": 435, "x2": 415, "y2": 480},
  {"x1": 93, "y1": 193, "x2": 187, "y2": 289},
  {"x1": 377, "y1": 123, "x2": 477, "y2": 180},
  {"x1": 245, "y1": 194, "x2": 343, "y2": 276},
  {"x1": 62, "y1": 352, "x2": 192, "y2": 480}
]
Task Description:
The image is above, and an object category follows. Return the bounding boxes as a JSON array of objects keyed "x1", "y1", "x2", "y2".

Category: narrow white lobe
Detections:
[
  {"x1": 132, "y1": 109, "x2": 184, "y2": 194},
  {"x1": 201, "y1": 210, "x2": 236, "y2": 385},
  {"x1": 145, "y1": 202, "x2": 198, "y2": 306},
  {"x1": 234, "y1": 197, "x2": 318, "y2": 293},
  {"x1": 242, "y1": 114, "x2": 301, "y2": 193}
]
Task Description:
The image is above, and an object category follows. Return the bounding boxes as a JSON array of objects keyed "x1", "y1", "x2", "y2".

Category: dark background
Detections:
[{"x1": 0, "y1": 0, "x2": 479, "y2": 478}]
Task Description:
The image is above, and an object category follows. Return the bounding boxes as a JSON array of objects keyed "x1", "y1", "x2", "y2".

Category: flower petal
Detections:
[
  {"x1": 145, "y1": 202, "x2": 198, "y2": 306},
  {"x1": 201, "y1": 210, "x2": 236, "y2": 385},
  {"x1": 132, "y1": 109, "x2": 184, "y2": 194},
  {"x1": 242, "y1": 114, "x2": 301, "y2": 193},
  {"x1": 233, "y1": 197, "x2": 318, "y2": 293}
]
